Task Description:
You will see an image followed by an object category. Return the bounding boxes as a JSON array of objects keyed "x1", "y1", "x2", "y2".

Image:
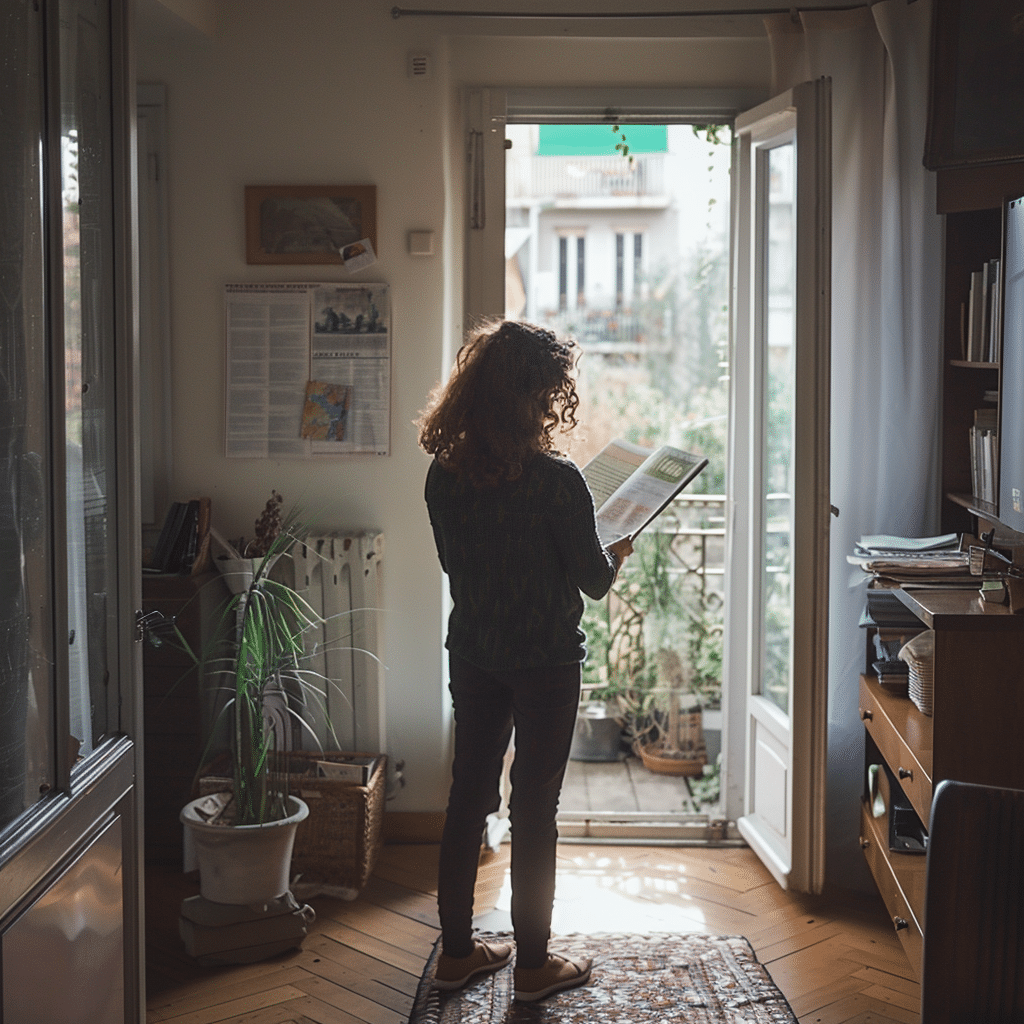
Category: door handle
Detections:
[{"x1": 135, "y1": 608, "x2": 177, "y2": 646}]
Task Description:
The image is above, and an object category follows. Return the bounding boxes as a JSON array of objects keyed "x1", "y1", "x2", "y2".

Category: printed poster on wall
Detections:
[{"x1": 224, "y1": 282, "x2": 391, "y2": 457}]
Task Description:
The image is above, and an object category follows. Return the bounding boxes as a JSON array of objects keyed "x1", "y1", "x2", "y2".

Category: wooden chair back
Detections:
[{"x1": 922, "y1": 779, "x2": 1024, "y2": 1023}]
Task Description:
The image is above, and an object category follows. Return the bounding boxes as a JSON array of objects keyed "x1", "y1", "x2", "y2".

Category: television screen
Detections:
[{"x1": 999, "y1": 195, "x2": 1024, "y2": 532}]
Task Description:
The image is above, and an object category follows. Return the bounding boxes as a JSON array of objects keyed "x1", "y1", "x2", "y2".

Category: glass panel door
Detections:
[
  {"x1": 2, "y1": 0, "x2": 140, "y2": 1011},
  {"x1": 726, "y1": 79, "x2": 831, "y2": 893},
  {"x1": 761, "y1": 141, "x2": 795, "y2": 714},
  {"x1": 0, "y1": 0, "x2": 55, "y2": 829},
  {"x1": 61, "y1": 0, "x2": 120, "y2": 759}
]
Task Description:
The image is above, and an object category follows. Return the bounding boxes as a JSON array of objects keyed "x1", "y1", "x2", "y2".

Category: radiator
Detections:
[{"x1": 281, "y1": 531, "x2": 386, "y2": 755}]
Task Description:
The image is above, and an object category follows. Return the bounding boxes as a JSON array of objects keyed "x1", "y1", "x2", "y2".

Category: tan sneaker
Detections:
[
  {"x1": 514, "y1": 953, "x2": 592, "y2": 1002},
  {"x1": 433, "y1": 938, "x2": 513, "y2": 991}
]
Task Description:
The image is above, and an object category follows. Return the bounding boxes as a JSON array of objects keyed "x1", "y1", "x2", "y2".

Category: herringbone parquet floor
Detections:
[{"x1": 145, "y1": 842, "x2": 920, "y2": 1024}]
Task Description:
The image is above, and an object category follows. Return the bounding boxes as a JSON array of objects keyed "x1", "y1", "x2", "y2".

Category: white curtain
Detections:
[{"x1": 766, "y1": 0, "x2": 943, "y2": 888}]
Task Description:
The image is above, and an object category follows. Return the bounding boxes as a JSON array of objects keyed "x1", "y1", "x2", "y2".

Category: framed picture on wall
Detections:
[
  {"x1": 245, "y1": 184, "x2": 377, "y2": 264},
  {"x1": 924, "y1": 1, "x2": 1024, "y2": 170}
]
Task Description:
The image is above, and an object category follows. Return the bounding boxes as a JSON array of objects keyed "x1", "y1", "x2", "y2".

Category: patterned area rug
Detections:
[{"x1": 407, "y1": 932, "x2": 798, "y2": 1023}]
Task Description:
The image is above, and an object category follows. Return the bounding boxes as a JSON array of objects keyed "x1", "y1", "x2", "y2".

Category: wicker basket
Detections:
[{"x1": 199, "y1": 750, "x2": 386, "y2": 900}]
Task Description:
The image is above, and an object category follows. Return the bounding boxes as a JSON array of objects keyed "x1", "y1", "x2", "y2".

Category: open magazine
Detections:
[{"x1": 582, "y1": 438, "x2": 709, "y2": 545}]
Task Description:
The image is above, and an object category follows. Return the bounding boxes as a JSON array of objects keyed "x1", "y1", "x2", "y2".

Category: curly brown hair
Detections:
[{"x1": 417, "y1": 319, "x2": 580, "y2": 487}]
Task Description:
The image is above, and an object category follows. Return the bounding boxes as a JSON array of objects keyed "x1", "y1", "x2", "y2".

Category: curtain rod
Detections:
[{"x1": 391, "y1": 3, "x2": 910, "y2": 19}]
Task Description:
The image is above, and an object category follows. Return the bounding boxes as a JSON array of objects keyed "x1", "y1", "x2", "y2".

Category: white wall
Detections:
[{"x1": 136, "y1": 0, "x2": 771, "y2": 815}]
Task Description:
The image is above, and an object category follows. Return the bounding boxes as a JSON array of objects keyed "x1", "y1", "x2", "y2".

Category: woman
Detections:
[{"x1": 417, "y1": 319, "x2": 633, "y2": 1002}]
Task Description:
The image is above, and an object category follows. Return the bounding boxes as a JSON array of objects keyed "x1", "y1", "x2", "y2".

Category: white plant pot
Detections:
[
  {"x1": 214, "y1": 553, "x2": 281, "y2": 595},
  {"x1": 214, "y1": 556, "x2": 257, "y2": 595},
  {"x1": 180, "y1": 793, "x2": 309, "y2": 905}
]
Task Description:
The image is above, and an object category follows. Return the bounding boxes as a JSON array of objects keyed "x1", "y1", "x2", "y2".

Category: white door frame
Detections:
[{"x1": 465, "y1": 86, "x2": 769, "y2": 842}]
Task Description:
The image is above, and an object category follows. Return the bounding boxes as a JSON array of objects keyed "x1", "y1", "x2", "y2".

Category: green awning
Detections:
[{"x1": 537, "y1": 124, "x2": 668, "y2": 156}]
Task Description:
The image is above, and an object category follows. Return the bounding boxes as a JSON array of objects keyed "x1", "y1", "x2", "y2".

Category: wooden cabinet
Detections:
[
  {"x1": 142, "y1": 571, "x2": 229, "y2": 864},
  {"x1": 858, "y1": 586, "x2": 1024, "y2": 979}
]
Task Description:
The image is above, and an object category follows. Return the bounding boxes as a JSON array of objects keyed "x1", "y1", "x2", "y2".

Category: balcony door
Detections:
[
  {"x1": 463, "y1": 84, "x2": 831, "y2": 878},
  {"x1": 725, "y1": 79, "x2": 832, "y2": 893}
]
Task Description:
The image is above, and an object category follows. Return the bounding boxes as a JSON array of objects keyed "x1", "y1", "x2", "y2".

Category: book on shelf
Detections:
[
  {"x1": 972, "y1": 267, "x2": 986, "y2": 361},
  {"x1": 859, "y1": 589, "x2": 928, "y2": 630},
  {"x1": 962, "y1": 258, "x2": 1002, "y2": 362},
  {"x1": 145, "y1": 497, "x2": 212, "y2": 574},
  {"x1": 989, "y1": 258, "x2": 1003, "y2": 363},
  {"x1": 969, "y1": 406, "x2": 998, "y2": 505},
  {"x1": 872, "y1": 658, "x2": 910, "y2": 692}
]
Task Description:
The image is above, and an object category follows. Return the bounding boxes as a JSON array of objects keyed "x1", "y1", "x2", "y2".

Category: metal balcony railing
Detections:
[
  {"x1": 544, "y1": 309, "x2": 673, "y2": 353},
  {"x1": 507, "y1": 152, "x2": 667, "y2": 202}
]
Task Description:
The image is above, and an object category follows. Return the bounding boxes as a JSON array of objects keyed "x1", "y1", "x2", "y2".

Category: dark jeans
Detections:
[{"x1": 438, "y1": 654, "x2": 581, "y2": 969}]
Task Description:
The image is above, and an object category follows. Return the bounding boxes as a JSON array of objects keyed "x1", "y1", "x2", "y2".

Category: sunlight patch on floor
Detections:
[{"x1": 474, "y1": 857, "x2": 710, "y2": 937}]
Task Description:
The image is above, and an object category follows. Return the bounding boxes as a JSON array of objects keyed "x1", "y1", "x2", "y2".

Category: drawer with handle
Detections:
[{"x1": 859, "y1": 674, "x2": 932, "y2": 825}]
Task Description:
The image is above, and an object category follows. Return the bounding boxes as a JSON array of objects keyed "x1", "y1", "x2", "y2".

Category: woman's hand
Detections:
[{"x1": 607, "y1": 536, "x2": 634, "y2": 571}]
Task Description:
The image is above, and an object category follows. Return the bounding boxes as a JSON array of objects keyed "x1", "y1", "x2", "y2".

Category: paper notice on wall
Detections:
[{"x1": 224, "y1": 282, "x2": 391, "y2": 457}]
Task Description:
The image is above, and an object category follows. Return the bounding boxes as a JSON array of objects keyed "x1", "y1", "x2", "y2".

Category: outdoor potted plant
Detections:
[
  {"x1": 572, "y1": 574, "x2": 648, "y2": 762},
  {"x1": 177, "y1": 498, "x2": 329, "y2": 907},
  {"x1": 578, "y1": 532, "x2": 713, "y2": 776}
]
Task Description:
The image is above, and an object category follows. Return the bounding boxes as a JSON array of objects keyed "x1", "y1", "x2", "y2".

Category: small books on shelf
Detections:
[
  {"x1": 969, "y1": 406, "x2": 998, "y2": 506},
  {"x1": 872, "y1": 658, "x2": 910, "y2": 692},
  {"x1": 146, "y1": 497, "x2": 212, "y2": 574},
  {"x1": 962, "y1": 258, "x2": 1002, "y2": 362},
  {"x1": 859, "y1": 589, "x2": 926, "y2": 632},
  {"x1": 582, "y1": 438, "x2": 708, "y2": 544},
  {"x1": 860, "y1": 590, "x2": 922, "y2": 695}
]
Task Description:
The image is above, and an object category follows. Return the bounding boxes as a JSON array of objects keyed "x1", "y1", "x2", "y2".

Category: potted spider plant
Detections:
[{"x1": 177, "y1": 500, "x2": 331, "y2": 906}]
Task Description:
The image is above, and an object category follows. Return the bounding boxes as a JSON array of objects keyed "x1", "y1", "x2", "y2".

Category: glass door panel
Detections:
[
  {"x1": 0, "y1": 0, "x2": 56, "y2": 830},
  {"x1": 761, "y1": 141, "x2": 795, "y2": 714},
  {"x1": 727, "y1": 79, "x2": 831, "y2": 893},
  {"x1": 1, "y1": 0, "x2": 140, "y2": 1013},
  {"x1": 61, "y1": 0, "x2": 119, "y2": 759}
]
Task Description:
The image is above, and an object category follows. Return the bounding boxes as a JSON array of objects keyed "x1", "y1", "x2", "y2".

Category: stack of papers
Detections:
[
  {"x1": 855, "y1": 533, "x2": 958, "y2": 554},
  {"x1": 848, "y1": 533, "x2": 973, "y2": 587}
]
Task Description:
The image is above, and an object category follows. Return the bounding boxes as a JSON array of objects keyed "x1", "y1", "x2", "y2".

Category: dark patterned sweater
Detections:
[{"x1": 425, "y1": 453, "x2": 618, "y2": 672}]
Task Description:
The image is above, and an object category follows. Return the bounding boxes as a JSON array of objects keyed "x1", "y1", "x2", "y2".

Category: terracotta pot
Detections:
[{"x1": 636, "y1": 743, "x2": 706, "y2": 777}]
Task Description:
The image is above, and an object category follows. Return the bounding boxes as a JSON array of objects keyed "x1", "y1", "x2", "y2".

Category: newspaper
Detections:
[
  {"x1": 582, "y1": 439, "x2": 708, "y2": 544},
  {"x1": 224, "y1": 282, "x2": 391, "y2": 457}
]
